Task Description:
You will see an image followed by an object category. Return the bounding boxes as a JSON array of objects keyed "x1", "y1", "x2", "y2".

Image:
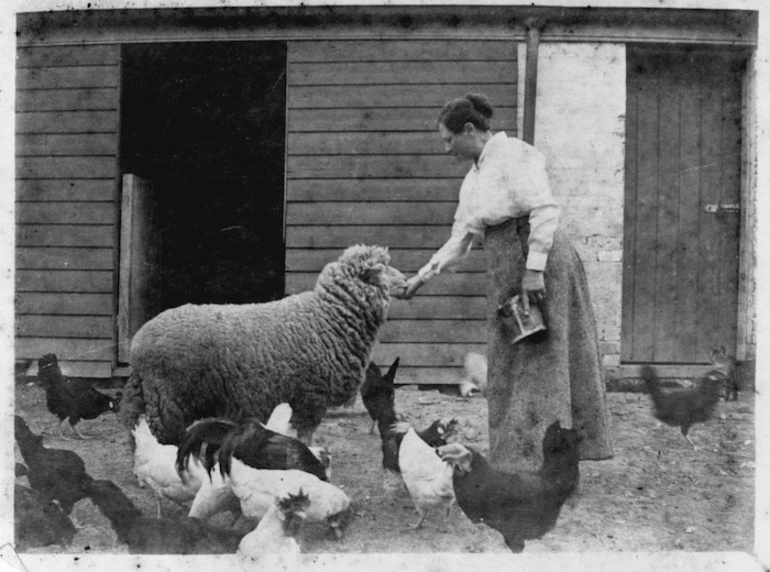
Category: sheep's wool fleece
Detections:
[
  {"x1": 124, "y1": 245, "x2": 397, "y2": 444},
  {"x1": 485, "y1": 219, "x2": 613, "y2": 471}
]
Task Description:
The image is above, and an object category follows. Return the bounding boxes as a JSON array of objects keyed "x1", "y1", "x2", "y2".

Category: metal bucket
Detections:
[{"x1": 496, "y1": 294, "x2": 547, "y2": 344}]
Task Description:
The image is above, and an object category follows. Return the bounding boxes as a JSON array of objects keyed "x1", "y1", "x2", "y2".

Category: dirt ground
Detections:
[{"x1": 12, "y1": 378, "x2": 755, "y2": 557}]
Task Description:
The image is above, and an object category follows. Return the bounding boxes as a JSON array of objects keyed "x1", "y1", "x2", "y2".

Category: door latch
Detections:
[{"x1": 704, "y1": 203, "x2": 740, "y2": 214}]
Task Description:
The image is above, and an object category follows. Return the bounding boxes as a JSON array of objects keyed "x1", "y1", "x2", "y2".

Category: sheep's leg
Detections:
[{"x1": 408, "y1": 509, "x2": 426, "y2": 530}]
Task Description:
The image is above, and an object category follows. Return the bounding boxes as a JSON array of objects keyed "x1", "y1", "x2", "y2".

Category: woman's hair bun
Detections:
[{"x1": 465, "y1": 92, "x2": 493, "y2": 119}]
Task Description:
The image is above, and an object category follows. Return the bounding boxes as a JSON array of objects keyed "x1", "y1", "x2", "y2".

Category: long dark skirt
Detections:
[{"x1": 484, "y1": 217, "x2": 613, "y2": 471}]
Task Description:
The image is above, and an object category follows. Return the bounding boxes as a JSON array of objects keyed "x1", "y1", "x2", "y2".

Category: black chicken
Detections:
[
  {"x1": 15, "y1": 484, "x2": 77, "y2": 550},
  {"x1": 14, "y1": 415, "x2": 94, "y2": 514},
  {"x1": 87, "y1": 479, "x2": 245, "y2": 554},
  {"x1": 37, "y1": 353, "x2": 122, "y2": 439},
  {"x1": 381, "y1": 418, "x2": 459, "y2": 476},
  {"x1": 642, "y1": 364, "x2": 723, "y2": 448},
  {"x1": 439, "y1": 420, "x2": 581, "y2": 552},
  {"x1": 360, "y1": 357, "x2": 400, "y2": 434},
  {"x1": 176, "y1": 417, "x2": 328, "y2": 481}
]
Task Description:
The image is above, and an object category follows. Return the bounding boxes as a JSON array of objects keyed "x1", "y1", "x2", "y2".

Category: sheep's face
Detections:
[{"x1": 372, "y1": 263, "x2": 407, "y2": 297}]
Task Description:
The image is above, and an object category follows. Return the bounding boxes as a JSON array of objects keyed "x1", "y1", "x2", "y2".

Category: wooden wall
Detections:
[
  {"x1": 284, "y1": 39, "x2": 517, "y2": 384},
  {"x1": 15, "y1": 44, "x2": 120, "y2": 378}
]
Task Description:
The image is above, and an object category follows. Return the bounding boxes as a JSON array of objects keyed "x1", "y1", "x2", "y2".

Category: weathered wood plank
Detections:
[
  {"x1": 15, "y1": 337, "x2": 115, "y2": 362},
  {"x1": 288, "y1": 61, "x2": 515, "y2": 85},
  {"x1": 386, "y1": 297, "x2": 486, "y2": 320},
  {"x1": 288, "y1": 107, "x2": 515, "y2": 132},
  {"x1": 289, "y1": 40, "x2": 517, "y2": 63},
  {"x1": 17, "y1": 44, "x2": 120, "y2": 68},
  {"x1": 286, "y1": 202, "x2": 457, "y2": 225},
  {"x1": 16, "y1": 203, "x2": 114, "y2": 225},
  {"x1": 16, "y1": 111, "x2": 118, "y2": 134},
  {"x1": 288, "y1": 84, "x2": 516, "y2": 109},
  {"x1": 17, "y1": 133, "x2": 117, "y2": 156},
  {"x1": 16, "y1": 247, "x2": 114, "y2": 270},
  {"x1": 17, "y1": 156, "x2": 117, "y2": 179},
  {"x1": 16, "y1": 180, "x2": 116, "y2": 202},
  {"x1": 285, "y1": 248, "x2": 485, "y2": 272},
  {"x1": 16, "y1": 315, "x2": 113, "y2": 339},
  {"x1": 288, "y1": 131, "x2": 451, "y2": 155},
  {"x1": 17, "y1": 66, "x2": 119, "y2": 89},
  {"x1": 287, "y1": 155, "x2": 467, "y2": 179},
  {"x1": 286, "y1": 270, "x2": 486, "y2": 295},
  {"x1": 370, "y1": 342, "x2": 487, "y2": 366},
  {"x1": 287, "y1": 178, "x2": 461, "y2": 202},
  {"x1": 286, "y1": 225, "x2": 459, "y2": 249},
  {"x1": 16, "y1": 88, "x2": 118, "y2": 112},
  {"x1": 378, "y1": 319, "x2": 487, "y2": 343},
  {"x1": 16, "y1": 270, "x2": 113, "y2": 293},
  {"x1": 15, "y1": 292, "x2": 113, "y2": 315},
  {"x1": 16, "y1": 224, "x2": 114, "y2": 248},
  {"x1": 386, "y1": 366, "x2": 469, "y2": 386}
]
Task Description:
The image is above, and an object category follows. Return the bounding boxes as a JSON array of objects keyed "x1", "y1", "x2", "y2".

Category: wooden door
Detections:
[
  {"x1": 622, "y1": 46, "x2": 746, "y2": 364},
  {"x1": 118, "y1": 173, "x2": 161, "y2": 363}
]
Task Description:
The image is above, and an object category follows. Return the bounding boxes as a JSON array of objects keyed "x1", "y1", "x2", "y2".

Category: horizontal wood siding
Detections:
[
  {"x1": 286, "y1": 39, "x2": 516, "y2": 383},
  {"x1": 15, "y1": 44, "x2": 120, "y2": 376}
]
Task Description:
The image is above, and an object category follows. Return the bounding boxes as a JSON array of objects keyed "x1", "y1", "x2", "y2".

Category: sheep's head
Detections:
[{"x1": 322, "y1": 244, "x2": 407, "y2": 298}]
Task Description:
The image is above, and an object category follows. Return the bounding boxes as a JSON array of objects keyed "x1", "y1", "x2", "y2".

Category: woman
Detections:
[{"x1": 398, "y1": 93, "x2": 612, "y2": 468}]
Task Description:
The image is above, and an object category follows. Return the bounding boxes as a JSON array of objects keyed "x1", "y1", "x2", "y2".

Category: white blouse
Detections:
[{"x1": 418, "y1": 131, "x2": 559, "y2": 280}]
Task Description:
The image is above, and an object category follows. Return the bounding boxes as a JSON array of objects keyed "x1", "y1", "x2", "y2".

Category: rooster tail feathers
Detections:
[
  {"x1": 176, "y1": 418, "x2": 239, "y2": 477},
  {"x1": 641, "y1": 365, "x2": 661, "y2": 399},
  {"x1": 383, "y1": 357, "x2": 400, "y2": 383}
]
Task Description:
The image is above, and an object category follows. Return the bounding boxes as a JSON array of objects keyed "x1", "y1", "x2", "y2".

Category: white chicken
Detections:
[
  {"x1": 398, "y1": 426, "x2": 456, "y2": 530},
  {"x1": 131, "y1": 415, "x2": 207, "y2": 517},
  {"x1": 238, "y1": 489, "x2": 310, "y2": 570},
  {"x1": 228, "y1": 458, "x2": 352, "y2": 538}
]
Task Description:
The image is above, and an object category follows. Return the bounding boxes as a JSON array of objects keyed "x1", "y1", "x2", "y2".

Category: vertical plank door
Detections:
[{"x1": 622, "y1": 46, "x2": 746, "y2": 364}]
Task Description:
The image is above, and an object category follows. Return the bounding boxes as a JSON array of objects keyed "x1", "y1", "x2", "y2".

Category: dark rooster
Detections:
[
  {"x1": 15, "y1": 484, "x2": 77, "y2": 550},
  {"x1": 642, "y1": 364, "x2": 723, "y2": 448},
  {"x1": 37, "y1": 353, "x2": 121, "y2": 439},
  {"x1": 176, "y1": 417, "x2": 328, "y2": 482},
  {"x1": 381, "y1": 418, "x2": 459, "y2": 476},
  {"x1": 439, "y1": 420, "x2": 581, "y2": 552},
  {"x1": 14, "y1": 415, "x2": 94, "y2": 514},
  {"x1": 87, "y1": 479, "x2": 245, "y2": 554},
  {"x1": 360, "y1": 357, "x2": 400, "y2": 434}
]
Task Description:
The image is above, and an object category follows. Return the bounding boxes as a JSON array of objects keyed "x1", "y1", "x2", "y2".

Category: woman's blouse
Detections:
[{"x1": 417, "y1": 131, "x2": 559, "y2": 280}]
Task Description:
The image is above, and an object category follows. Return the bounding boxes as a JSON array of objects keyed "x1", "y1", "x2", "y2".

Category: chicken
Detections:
[
  {"x1": 15, "y1": 484, "x2": 77, "y2": 550},
  {"x1": 381, "y1": 418, "x2": 459, "y2": 476},
  {"x1": 397, "y1": 426, "x2": 455, "y2": 530},
  {"x1": 642, "y1": 364, "x2": 723, "y2": 448},
  {"x1": 238, "y1": 489, "x2": 310, "y2": 567},
  {"x1": 14, "y1": 415, "x2": 93, "y2": 514},
  {"x1": 87, "y1": 479, "x2": 246, "y2": 554},
  {"x1": 37, "y1": 353, "x2": 121, "y2": 439},
  {"x1": 360, "y1": 357, "x2": 400, "y2": 434},
  {"x1": 458, "y1": 352, "x2": 488, "y2": 397},
  {"x1": 438, "y1": 420, "x2": 581, "y2": 552},
  {"x1": 265, "y1": 403, "x2": 333, "y2": 480},
  {"x1": 131, "y1": 415, "x2": 207, "y2": 517},
  {"x1": 226, "y1": 459, "x2": 352, "y2": 539}
]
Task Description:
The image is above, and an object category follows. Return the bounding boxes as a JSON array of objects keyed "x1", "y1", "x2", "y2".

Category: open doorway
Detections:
[{"x1": 120, "y1": 41, "x2": 287, "y2": 316}]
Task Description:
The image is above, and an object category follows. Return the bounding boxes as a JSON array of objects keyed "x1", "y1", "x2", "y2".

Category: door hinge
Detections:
[{"x1": 704, "y1": 203, "x2": 740, "y2": 214}]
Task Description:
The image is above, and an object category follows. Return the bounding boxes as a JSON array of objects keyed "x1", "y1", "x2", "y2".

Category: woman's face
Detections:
[{"x1": 439, "y1": 122, "x2": 477, "y2": 163}]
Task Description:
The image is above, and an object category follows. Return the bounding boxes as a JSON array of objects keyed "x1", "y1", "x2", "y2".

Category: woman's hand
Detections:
[
  {"x1": 396, "y1": 275, "x2": 425, "y2": 300},
  {"x1": 521, "y1": 269, "x2": 546, "y2": 314}
]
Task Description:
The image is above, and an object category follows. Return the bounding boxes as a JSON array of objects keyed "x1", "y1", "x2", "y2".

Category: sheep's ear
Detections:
[{"x1": 362, "y1": 263, "x2": 386, "y2": 285}]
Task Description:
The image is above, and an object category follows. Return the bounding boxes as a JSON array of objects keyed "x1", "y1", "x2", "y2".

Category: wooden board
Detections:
[
  {"x1": 288, "y1": 131, "x2": 461, "y2": 155},
  {"x1": 15, "y1": 292, "x2": 113, "y2": 315},
  {"x1": 16, "y1": 203, "x2": 114, "y2": 225},
  {"x1": 16, "y1": 270, "x2": 113, "y2": 293},
  {"x1": 378, "y1": 319, "x2": 487, "y2": 343},
  {"x1": 289, "y1": 39, "x2": 517, "y2": 62},
  {"x1": 285, "y1": 248, "x2": 486, "y2": 273},
  {"x1": 287, "y1": 155, "x2": 468, "y2": 180},
  {"x1": 287, "y1": 178, "x2": 463, "y2": 202},
  {"x1": 286, "y1": 226, "x2": 457, "y2": 249},
  {"x1": 16, "y1": 315, "x2": 113, "y2": 339},
  {"x1": 17, "y1": 156, "x2": 116, "y2": 180},
  {"x1": 370, "y1": 342, "x2": 487, "y2": 367},
  {"x1": 15, "y1": 338, "x2": 115, "y2": 362},
  {"x1": 16, "y1": 180, "x2": 116, "y2": 202},
  {"x1": 287, "y1": 271, "x2": 486, "y2": 295},
  {"x1": 16, "y1": 111, "x2": 118, "y2": 134},
  {"x1": 286, "y1": 202, "x2": 458, "y2": 226},
  {"x1": 17, "y1": 44, "x2": 121, "y2": 67},
  {"x1": 16, "y1": 88, "x2": 118, "y2": 112},
  {"x1": 16, "y1": 225, "x2": 114, "y2": 248},
  {"x1": 16, "y1": 65, "x2": 119, "y2": 90},
  {"x1": 17, "y1": 133, "x2": 118, "y2": 156},
  {"x1": 16, "y1": 247, "x2": 114, "y2": 270}
]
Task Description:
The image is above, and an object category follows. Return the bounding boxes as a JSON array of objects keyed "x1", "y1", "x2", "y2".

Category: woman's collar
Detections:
[{"x1": 473, "y1": 131, "x2": 507, "y2": 169}]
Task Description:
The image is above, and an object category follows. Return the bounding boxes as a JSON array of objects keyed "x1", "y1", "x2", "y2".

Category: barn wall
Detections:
[
  {"x1": 517, "y1": 42, "x2": 627, "y2": 371},
  {"x1": 285, "y1": 39, "x2": 518, "y2": 384},
  {"x1": 15, "y1": 44, "x2": 120, "y2": 378}
]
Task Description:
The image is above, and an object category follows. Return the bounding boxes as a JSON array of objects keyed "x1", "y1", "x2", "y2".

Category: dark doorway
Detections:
[
  {"x1": 622, "y1": 45, "x2": 747, "y2": 364},
  {"x1": 120, "y1": 41, "x2": 287, "y2": 312}
]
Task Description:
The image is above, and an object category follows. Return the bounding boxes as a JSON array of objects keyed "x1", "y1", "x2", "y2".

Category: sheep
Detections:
[{"x1": 120, "y1": 244, "x2": 407, "y2": 446}]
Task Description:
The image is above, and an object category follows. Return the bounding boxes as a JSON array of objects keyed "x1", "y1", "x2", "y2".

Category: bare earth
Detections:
[{"x1": 13, "y1": 379, "x2": 755, "y2": 556}]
